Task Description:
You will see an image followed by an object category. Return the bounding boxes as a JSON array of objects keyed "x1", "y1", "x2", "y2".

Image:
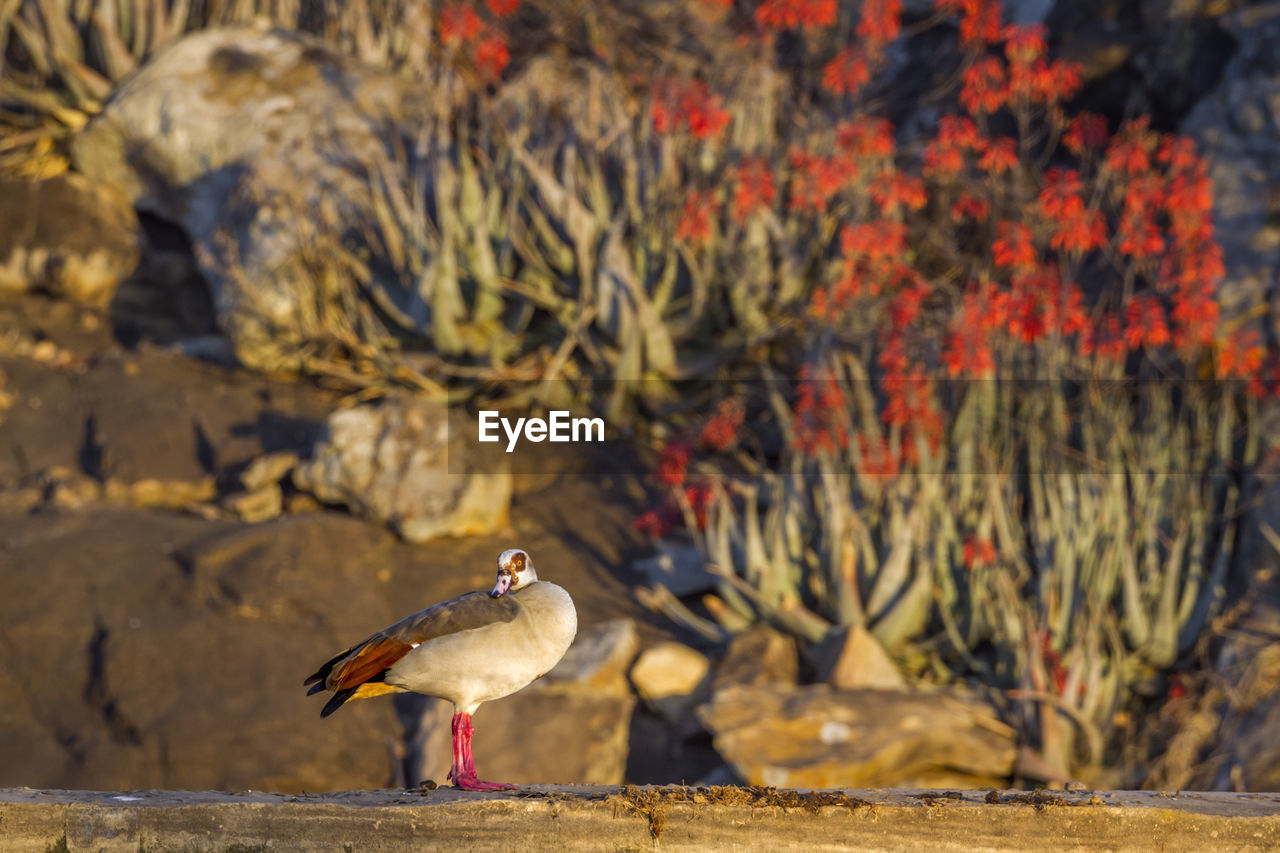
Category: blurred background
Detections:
[{"x1": 3, "y1": 0, "x2": 1280, "y2": 794}]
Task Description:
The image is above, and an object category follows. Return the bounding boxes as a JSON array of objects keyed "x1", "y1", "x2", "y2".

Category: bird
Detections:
[{"x1": 304, "y1": 548, "x2": 577, "y2": 791}]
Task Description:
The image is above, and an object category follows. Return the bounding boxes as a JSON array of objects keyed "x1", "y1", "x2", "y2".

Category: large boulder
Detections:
[
  {"x1": 712, "y1": 624, "x2": 798, "y2": 692},
  {"x1": 700, "y1": 683, "x2": 1016, "y2": 789},
  {"x1": 400, "y1": 618, "x2": 640, "y2": 786},
  {"x1": 0, "y1": 509, "x2": 399, "y2": 792},
  {"x1": 69, "y1": 25, "x2": 432, "y2": 371},
  {"x1": 292, "y1": 395, "x2": 511, "y2": 542},
  {"x1": 1180, "y1": 4, "x2": 1280, "y2": 334}
]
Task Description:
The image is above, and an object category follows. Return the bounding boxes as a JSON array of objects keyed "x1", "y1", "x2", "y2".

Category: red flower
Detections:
[
  {"x1": 732, "y1": 156, "x2": 778, "y2": 223},
  {"x1": 993, "y1": 221, "x2": 1035, "y2": 271},
  {"x1": 823, "y1": 47, "x2": 871, "y2": 96},
  {"x1": 840, "y1": 220, "x2": 909, "y2": 264},
  {"x1": 656, "y1": 440, "x2": 691, "y2": 487},
  {"x1": 792, "y1": 367, "x2": 850, "y2": 456},
  {"x1": 789, "y1": 148, "x2": 847, "y2": 212},
  {"x1": 887, "y1": 283, "x2": 929, "y2": 330},
  {"x1": 937, "y1": 0, "x2": 1003, "y2": 46},
  {"x1": 836, "y1": 118, "x2": 895, "y2": 159},
  {"x1": 1217, "y1": 330, "x2": 1264, "y2": 378},
  {"x1": 683, "y1": 479, "x2": 715, "y2": 530},
  {"x1": 978, "y1": 137, "x2": 1018, "y2": 174},
  {"x1": 1168, "y1": 280, "x2": 1219, "y2": 349},
  {"x1": 960, "y1": 56, "x2": 1008, "y2": 115},
  {"x1": 651, "y1": 79, "x2": 731, "y2": 140},
  {"x1": 924, "y1": 117, "x2": 981, "y2": 179},
  {"x1": 700, "y1": 398, "x2": 745, "y2": 451},
  {"x1": 1002, "y1": 23, "x2": 1045, "y2": 65},
  {"x1": 1123, "y1": 293, "x2": 1170, "y2": 350},
  {"x1": 871, "y1": 172, "x2": 927, "y2": 215},
  {"x1": 1080, "y1": 311, "x2": 1127, "y2": 363},
  {"x1": 1050, "y1": 209, "x2": 1106, "y2": 253},
  {"x1": 857, "y1": 0, "x2": 903, "y2": 50},
  {"x1": 1039, "y1": 168, "x2": 1106, "y2": 253},
  {"x1": 1117, "y1": 174, "x2": 1166, "y2": 260},
  {"x1": 923, "y1": 141, "x2": 965, "y2": 178},
  {"x1": 1063, "y1": 112, "x2": 1108, "y2": 155},
  {"x1": 676, "y1": 190, "x2": 717, "y2": 246},
  {"x1": 951, "y1": 192, "x2": 989, "y2": 222},
  {"x1": 1105, "y1": 117, "x2": 1158, "y2": 175},
  {"x1": 858, "y1": 434, "x2": 901, "y2": 478},
  {"x1": 964, "y1": 536, "x2": 997, "y2": 569},
  {"x1": 440, "y1": 5, "x2": 482, "y2": 44},
  {"x1": 633, "y1": 510, "x2": 672, "y2": 538},
  {"x1": 1038, "y1": 167, "x2": 1085, "y2": 220},
  {"x1": 1037, "y1": 59, "x2": 1082, "y2": 102},
  {"x1": 485, "y1": 0, "x2": 520, "y2": 16},
  {"x1": 472, "y1": 33, "x2": 510, "y2": 80},
  {"x1": 755, "y1": 0, "x2": 837, "y2": 32}
]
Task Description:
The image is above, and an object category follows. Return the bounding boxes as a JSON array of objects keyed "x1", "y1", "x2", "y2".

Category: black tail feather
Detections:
[
  {"x1": 306, "y1": 681, "x2": 326, "y2": 696},
  {"x1": 321, "y1": 687, "x2": 357, "y2": 718}
]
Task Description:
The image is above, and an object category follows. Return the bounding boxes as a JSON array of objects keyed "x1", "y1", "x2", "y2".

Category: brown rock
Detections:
[
  {"x1": 293, "y1": 396, "x2": 511, "y2": 542},
  {"x1": 240, "y1": 451, "x2": 299, "y2": 491},
  {"x1": 69, "y1": 26, "x2": 430, "y2": 371},
  {"x1": 814, "y1": 624, "x2": 908, "y2": 691},
  {"x1": 222, "y1": 484, "x2": 283, "y2": 523},
  {"x1": 0, "y1": 509, "x2": 398, "y2": 792},
  {"x1": 286, "y1": 492, "x2": 323, "y2": 514},
  {"x1": 631, "y1": 641, "x2": 712, "y2": 730},
  {"x1": 713, "y1": 624, "x2": 799, "y2": 691},
  {"x1": 0, "y1": 343, "x2": 333, "y2": 493},
  {"x1": 536, "y1": 617, "x2": 639, "y2": 697},
  {"x1": 43, "y1": 470, "x2": 103, "y2": 509},
  {"x1": 126, "y1": 477, "x2": 217, "y2": 509},
  {"x1": 632, "y1": 641, "x2": 711, "y2": 701},
  {"x1": 700, "y1": 683, "x2": 1016, "y2": 789}
]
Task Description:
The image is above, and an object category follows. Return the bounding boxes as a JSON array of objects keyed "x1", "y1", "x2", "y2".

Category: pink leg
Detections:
[{"x1": 446, "y1": 712, "x2": 515, "y2": 792}]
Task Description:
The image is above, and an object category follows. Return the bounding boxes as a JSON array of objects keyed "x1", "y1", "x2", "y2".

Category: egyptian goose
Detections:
[{"x1": 305, "y1": 548, "x2": 577, "y2": 791}]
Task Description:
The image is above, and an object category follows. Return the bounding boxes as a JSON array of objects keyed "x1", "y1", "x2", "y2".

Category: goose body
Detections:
[{"x1": 305, "y1": 548, "x2": 577, "y2": 790}]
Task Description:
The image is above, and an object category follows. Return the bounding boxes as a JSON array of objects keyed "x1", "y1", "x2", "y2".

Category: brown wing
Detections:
[{"x1": 305, "y1": 591, "x2": 523, "y2": 693}]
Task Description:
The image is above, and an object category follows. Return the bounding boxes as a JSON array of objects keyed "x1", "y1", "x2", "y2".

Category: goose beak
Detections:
[{"x1": 490, "y1": 573, "x2": 512, "y2": 598}]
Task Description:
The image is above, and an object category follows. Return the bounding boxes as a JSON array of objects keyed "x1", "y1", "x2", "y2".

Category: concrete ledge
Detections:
[{"x1": 3, "y1": 786, "x2": 1280, "y2": 852}]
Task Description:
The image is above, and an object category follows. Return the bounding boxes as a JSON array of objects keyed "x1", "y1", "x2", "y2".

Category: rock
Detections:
[
  {"x1": 813, "y1": 624, "x2": 908, "y2": 691},
  {"x1": 401, "y1": 619, "x2": 640, "y2": 786},
  {"x1": 1046, "y1": 0, "x2": 1237, "y2": 129},
  {"x1": 69, "y1": 26, "x2": 434, "y2": 372},
  {"x1": 700, "y1": 683, "x2": 1016, "y2": 789},
  {"x1": 292, "y1": 396, "x2": 511, "y2": 542},
  {"x1": 122, "y1": 477, "x2": 217, "y2": 509},
  {"x1": 240, "y1": 451, "x2": 299, "y2": 491},
  {"x1": 634, "y1": 542, "x2": 717, "y2": 597},
  {"x1": 222, "y1": 484, "x2": 283, "y2": 523},
  {"x1": 286, "y1": 492, "x2": 323, "y2": 514},
  {"x1": 0, "y1": 173, "x2": 140, "y2": 305},
  {"x1": 713, "y1": 624, "x2": 798, "y2": 691},
  {"x1": 0, "y1": 508, "x2": 399, "y2": 792},
  {"x1": 1180, "y1": 5, "x2": 1280, "y2": 337},
  {"x1": 632, "y1": 641, "x2": 711, "y2": 701},
  {"x1": 631, "y1": 641, "x2": 712, "y2": 729},
  {"x1": 40, "y1": 468, "x2": 103, "y2": 510},
  {"x1": 0, "y1": 338, "x2": 332, "y2": 493},
  {"x1": 536, "y1": 617, "x2": 640, "y2": 696}
]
